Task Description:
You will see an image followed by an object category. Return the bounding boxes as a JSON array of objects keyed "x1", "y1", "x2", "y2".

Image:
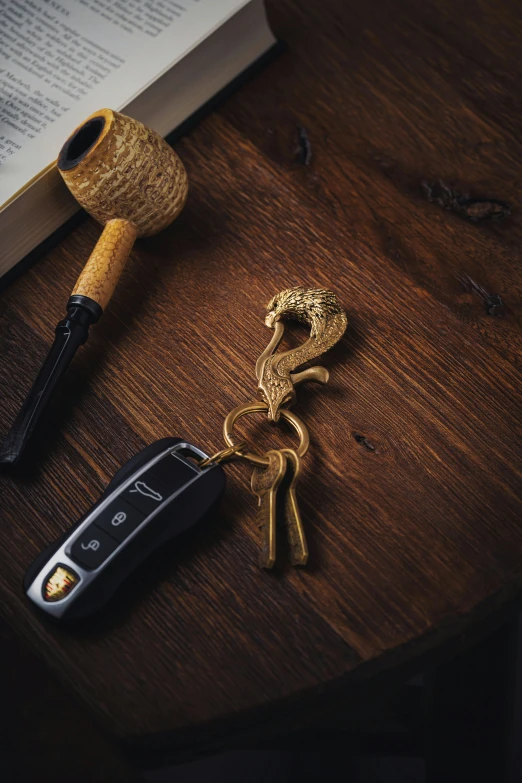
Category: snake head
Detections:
[{"x1": 258, "y1": 376, "x2": 296, "y2": 422}]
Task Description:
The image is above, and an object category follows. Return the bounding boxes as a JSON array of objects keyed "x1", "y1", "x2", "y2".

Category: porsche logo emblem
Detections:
[{"x1": 43, "y1": 566, "x2": 79, "y2": 602}]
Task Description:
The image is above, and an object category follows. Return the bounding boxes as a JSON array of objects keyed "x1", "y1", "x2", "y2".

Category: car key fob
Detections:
[{"x1": 24, "y1": 438, "x2": 225, "y2": 622}]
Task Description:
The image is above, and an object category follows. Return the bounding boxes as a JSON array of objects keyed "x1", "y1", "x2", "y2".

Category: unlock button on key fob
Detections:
[{"x1": 69, "y1": 526, "x2": 119, "y2": 570}]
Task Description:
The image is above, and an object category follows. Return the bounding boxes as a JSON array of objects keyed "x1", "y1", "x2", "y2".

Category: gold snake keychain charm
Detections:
[{"x1": 201, "y1": 286, "x2": 347, "y2": 569}]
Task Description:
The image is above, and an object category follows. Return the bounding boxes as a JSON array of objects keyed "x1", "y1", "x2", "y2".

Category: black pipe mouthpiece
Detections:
[{"x1": 0, "y1": 296, "x2": 102, "y2": 468}]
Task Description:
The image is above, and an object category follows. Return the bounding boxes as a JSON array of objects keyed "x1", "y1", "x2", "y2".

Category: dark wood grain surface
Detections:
[{"x1": 2, "y1": 0, "x2": 522, "y2": 763}]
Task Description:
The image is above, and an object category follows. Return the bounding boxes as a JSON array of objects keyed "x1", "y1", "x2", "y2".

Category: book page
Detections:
[{"x1": 0, "y1": 0, "x2": 249, "y2": 207}]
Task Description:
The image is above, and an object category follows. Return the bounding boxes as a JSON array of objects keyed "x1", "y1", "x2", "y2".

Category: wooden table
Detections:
[{"x1": 2, "y1": 0, "x2": 522, "y2": 775}]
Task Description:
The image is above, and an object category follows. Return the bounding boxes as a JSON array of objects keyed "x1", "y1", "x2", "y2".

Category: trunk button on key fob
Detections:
[
  {"x1": 121, "y1": 476, "x2": 170, "y2": 515},
  {"x1": 120, "y1": 454, "x2": 198, "y2": 514}
]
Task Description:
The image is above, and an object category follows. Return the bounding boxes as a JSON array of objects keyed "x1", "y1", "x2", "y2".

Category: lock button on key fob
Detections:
[
  {"x1": 93, "y1": 499, "x2": 144, "y2": 543},
  {"x1": 24, "y1": 439, "x2": 225, "y2": 622}
]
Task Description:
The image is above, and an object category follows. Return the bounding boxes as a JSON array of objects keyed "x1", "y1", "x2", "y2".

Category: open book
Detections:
[{"x1": 0, "y1": 0, "x2": 275, "y2": 279}]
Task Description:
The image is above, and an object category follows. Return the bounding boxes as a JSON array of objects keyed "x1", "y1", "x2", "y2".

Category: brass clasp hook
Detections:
[{"x1": 255, "y1": 287, "x2": 348, "y2": 421}]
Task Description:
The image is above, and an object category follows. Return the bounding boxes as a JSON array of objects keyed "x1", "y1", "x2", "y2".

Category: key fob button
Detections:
[
  {"x1": 94, "y1": 498, "x2": 145, "y2": 543},
  {"x1": 69, "y1": 526, "x2": 119, "y2": 570},
  {"x1": 120, "y1": 475, "x2": 170, "y2": 515},
  {"x1": 145, "y1": 453, "x2": 197, "y2": 490}
]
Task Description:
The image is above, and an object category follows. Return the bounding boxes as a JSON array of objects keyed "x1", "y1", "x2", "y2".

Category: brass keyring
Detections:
[
  {"x1": 198, "y1": 441, "x2": 247, "y2": 468},
  {"x1": 223, "y1": 401, "x2": 310, "y2": 466}
]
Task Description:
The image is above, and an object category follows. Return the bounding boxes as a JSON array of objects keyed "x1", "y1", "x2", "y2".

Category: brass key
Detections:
[
  {"x1": 251, "y1": 449, "x2": 287, "y2": 568},
  {"x1": 281, "y1": 449, "x2": 308, "y2": 566}
]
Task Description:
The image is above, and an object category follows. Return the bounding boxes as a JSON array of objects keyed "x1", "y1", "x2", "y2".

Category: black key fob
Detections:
[{"x1": 24, "y1": 438, "x2": 225, "y2": 621}]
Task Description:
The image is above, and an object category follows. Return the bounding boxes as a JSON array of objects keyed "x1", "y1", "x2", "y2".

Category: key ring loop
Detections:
[
  {"x1": 198, "y1": 441, "x2": 247, "y2": 468},
  {"x1": 223, "y1": 402, "x2": 310, "y2": 467}
]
